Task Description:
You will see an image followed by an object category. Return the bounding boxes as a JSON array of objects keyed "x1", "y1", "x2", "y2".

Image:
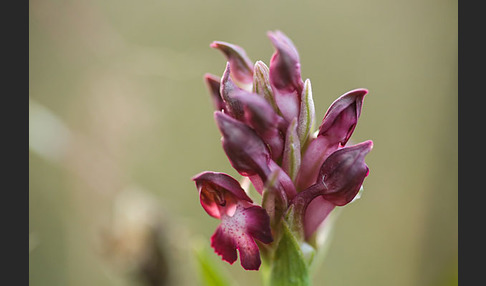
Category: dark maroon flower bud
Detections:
[
  {"x1": 203, "y1": 73, "x2": 226, "y2": 112},
  {"x1": 318, "y1": 88, "x2": 367, "y2": 146},
  {"x1": 233, "y1": 91, "x2": 286, "y2": 160},
  {"x1": 267, "y1": 30, "x2": 304, "y2": 122},
  {"x1": 214, "y1": 111, "x2": 271, "y2": 179},
  {"x1": 318, "y1": 140, "x2": 373, "y2": 206},
  {"x1": 210, "y1": 41, "x2": 254, "y2": 86},
  {"x1": 292, "y1": 140, "x2": 373, "y2": 238},
  {"x1": 296, "y1": 89, "x2": 368, "y2": 191},
  {"x1": 220, "y1": 62, "x2": 246, "y2": 119}
]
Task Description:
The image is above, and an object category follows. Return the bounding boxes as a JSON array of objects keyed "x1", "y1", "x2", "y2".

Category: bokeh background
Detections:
[{"x1": 29, "y1": 0, "x2": 457, "y2": 285}]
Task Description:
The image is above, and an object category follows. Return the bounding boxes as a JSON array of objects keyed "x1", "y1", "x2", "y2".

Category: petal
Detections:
[
  {"x1": 267, "y1": 30, "x2": 304, "y2": 122},
  {"x1": 303, "y1": 196, "x2": 335, "y2": 239},
  {"x1": 248, "y1": 159, "x2": 297, "y2": 200},
  {"x1": 214, "y1": 111, "x2": 271, "y2": 179},
  {"x1": 242, "y1": 206, "x2": 273, "y2": 244},
  {"x1": 268, "y1": 159, "x2": 297, "y2": 199},
  {"x1": 237, "y1": 235, "x2": 262, "y2": 270},
  {"x1": 220, "y1": 62, "x2": 245, "y2": 119},
  {"x1": 193, "y1": 171, "x2": 252, "y2": 219},
  {"x1": 248, "y1": 174, "x2": 265, "y2": 194},
  {"x1": 211, "y1": 226, "x2": 237, "y2": 265},
  {"x1": 203, "y1": 73, "x2": 226, "y2": 112},
  {"x1": 318, "y1": 140, "x2": 373, "y2": 206},
  {"x1": 218, "y1": 204, "x2": 273, "y2": 270},
  {"x1": 318, "y1": 88, "x2": 367, "y2": 147},
  {"x1": 295, "y1": 135, "x2": 335, "y2": 191},
  {"x1": 233, "y1": 91, "x2": 286, "y2": 160},
  {"x1": 267, "y1": 30, "x2": 303, "y2": 93},
  {"x1": 296, "y1": 89, "x2": 367, "y2": 191},
  {"x1": 210, "y1": 41, "x2": 254, "y2": 86}
]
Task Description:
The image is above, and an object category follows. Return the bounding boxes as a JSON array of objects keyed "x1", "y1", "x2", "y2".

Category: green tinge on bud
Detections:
[
  {"x1": 262, "y1": 168, "x2": 288, "y2": 230},
  {"x1": 297, "y1": 79, "x2": 315, "y2": 149},
  {"x1": 282, "y1": 118, "x2": 301, "y2": 182},
  {"x1": 252, "y1": 61, "x2": 281, "y2": 115}
]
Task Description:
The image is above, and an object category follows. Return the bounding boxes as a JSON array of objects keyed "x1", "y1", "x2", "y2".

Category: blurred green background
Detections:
[{"x1": 29, "y1": 0, "x2": 457, "y2": 285}]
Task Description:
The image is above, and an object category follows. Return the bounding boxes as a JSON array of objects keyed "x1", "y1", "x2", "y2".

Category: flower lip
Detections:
[{"x1": 211, "y1": 204, "x2": 273, "y2": 270}]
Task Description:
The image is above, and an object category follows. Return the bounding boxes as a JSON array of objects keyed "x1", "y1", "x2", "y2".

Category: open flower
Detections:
[{"x1": 192, "y1": 171, "x2": 273, "y2": 270}]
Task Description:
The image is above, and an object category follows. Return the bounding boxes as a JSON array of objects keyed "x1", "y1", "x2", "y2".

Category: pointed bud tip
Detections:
[
  {"x1": 350, "y1": 88, "x2": 369, "y2": 97},
  {"x1": 266, "y1": 30, "x2": 284, "y2": 40},
  {"x1": 213, "y1": 111, "x2": 235, "y2": 132},
  {"x1": 204, "y1": 73, "x2": 221, "y2": 86},
  {"x1": 358, "y1": 140, "x2": 374, "y2": 153},
  {"x1": 209, "y1": 41, "x2": 221, "y2": 49},
  {"x1": 214, "y1": 110, "x2": 224, "y2": 120}
]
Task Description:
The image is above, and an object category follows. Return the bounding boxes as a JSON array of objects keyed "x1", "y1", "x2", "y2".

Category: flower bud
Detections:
[
  {"x1": 267, "y1": 30, "x2": 304, "y2": 122},
  {"x1": 233, "y1": 91, "x2": 286, "y2": 160},
  {"x1": 210, "y1": 41, "x2": 254, "y2": 87},
  {"x1": 318, "y1": 88, "x2": 367, "y2": 146},
  {"x1": 214, "y1": 111, "x2": 271, "y2": 179},
  {"x1": 296, "y1": 88, "x2": 368, "y2": 191},
  {"x1": 204, "y1": 73, "x2": 226, "y2": 112},
  {"x1": 219, "y1": 62, "x2": 247, "y2": 119},
  {"x1": 252, "y1": 60, "x2": 280, "y2": 114},
  {"x1": 297, "y1": 79, "x2": 315, "y2": 147},
  {"x1": 318, "y1": 140, "x2": 373, "y2": 206}
]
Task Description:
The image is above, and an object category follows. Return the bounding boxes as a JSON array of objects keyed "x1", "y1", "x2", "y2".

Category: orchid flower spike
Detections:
[{"x1": 196, "y1": 31, "x2": 373, "y2": 275}]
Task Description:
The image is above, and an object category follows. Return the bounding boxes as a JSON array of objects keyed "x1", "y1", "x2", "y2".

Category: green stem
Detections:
[{"x1": 266, "y1": 221, "x2": 311, "y2": 286}]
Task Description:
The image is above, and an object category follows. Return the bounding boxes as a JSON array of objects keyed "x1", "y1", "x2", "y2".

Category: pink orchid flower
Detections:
[{"x1": 193, "y1": 172, "x2": 273, "y2": 270}]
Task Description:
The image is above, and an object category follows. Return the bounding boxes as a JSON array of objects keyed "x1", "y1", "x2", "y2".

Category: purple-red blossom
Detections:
[
  {"x1": 233, "y1": 91, "x2": 286, "y2": 161},
  {"x1": 210, "y1": 41, "x2": 254, "y2": 86},
  {"x1": 318, "y1": 140, "x2": 372, "y2": 206},
  {"x1": 291, "y1": 141, "x2": 373, "y2": 238},
  {"x1": 193, "y1": 171, "x2": 273, "y2": 270},
  {"x1": 204, "y1": 73, "x2": 226, "y2": 112},
  {"x1": 195, "y1": 30, "x2": 372, "y2": 271},
  {"x1": 267, "y1": 30, "x2": 304, "y2": 123},
  {"x1": 296, "y1": 88, "x2": 368, "y2": 191},
  {"x1": 220, "y1": 63, "x2": 246, "y2": 119},
  {"x1": 214, "y1": 111, "x2": 297, "y2": 199},
  {"x1": 214, "y1": 111, "x2": 272, "y2": 179}
]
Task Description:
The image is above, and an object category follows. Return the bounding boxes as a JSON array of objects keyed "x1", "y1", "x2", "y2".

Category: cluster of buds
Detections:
[{"x1": 193, "y1": 31, "x2": 372, "y2": 271}]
